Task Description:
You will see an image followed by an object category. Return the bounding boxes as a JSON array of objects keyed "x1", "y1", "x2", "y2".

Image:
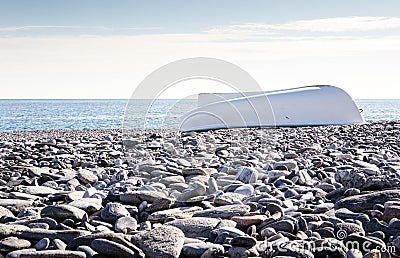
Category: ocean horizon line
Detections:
[{"x1": 0, "y1": 98, "x2": 399, "y2": 101}]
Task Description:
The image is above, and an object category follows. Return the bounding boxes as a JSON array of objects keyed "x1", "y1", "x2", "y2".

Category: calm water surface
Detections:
[{"x1": 0, "y1": 99, "x2": 398, "y2": 131}]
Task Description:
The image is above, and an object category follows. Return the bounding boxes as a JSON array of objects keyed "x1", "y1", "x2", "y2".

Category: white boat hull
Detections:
[{"x1": 179, "y1": 85, "x2": 365, "y2": 132}]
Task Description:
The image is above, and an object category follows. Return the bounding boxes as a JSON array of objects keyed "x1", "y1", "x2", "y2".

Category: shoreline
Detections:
[
  {"x1": 0, "y1": 120, "x2": 395, "y2": 139},
  {"x1": 0, "y1": 121, "x2": 400, "y2": 257}
]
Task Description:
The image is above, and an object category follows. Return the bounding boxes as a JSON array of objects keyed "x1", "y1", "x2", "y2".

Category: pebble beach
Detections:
[{"x1": 1, "y1": 122, "x2": 400, "y2": 258}]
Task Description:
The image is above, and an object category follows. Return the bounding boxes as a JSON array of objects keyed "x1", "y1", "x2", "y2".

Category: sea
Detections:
[{"x1": 0, "y1": 99, "x2": 399, "y2": 131}]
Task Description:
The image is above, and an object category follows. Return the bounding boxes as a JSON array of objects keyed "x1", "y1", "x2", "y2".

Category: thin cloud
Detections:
[
  {"x1": 1, "y1": 32, "x2": 400, "y2": 98},
  {"x1": 125, "y1": 27, "x2": 163, "y2": 31},
  {"x1": 207, "y1": 16, "x2": 400, "y2": 34}
]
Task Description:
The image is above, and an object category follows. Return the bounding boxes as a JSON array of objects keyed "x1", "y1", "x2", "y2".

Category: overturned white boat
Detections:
[{"x1": 179, "y1": 85, "x2": 364, "y2": 132}]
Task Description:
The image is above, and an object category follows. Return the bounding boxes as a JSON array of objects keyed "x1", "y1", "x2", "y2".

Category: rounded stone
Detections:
[
  {"x1": 334, "y1": 222, "x2": 365, "y2": 237},
  {"x1": 231, "y1": 236, "x2": 257, "y2": 247},
  {"x1": 235, "y1": 167, "x2": 258, "y2": 184},
  {"x1": 0, "y1": 237, "x2": 31, "y2": 251},
  {"x1": 6, "y1": 250, "x2": 87, "y2": 258},
  {"x1": 181, "y1": 242, "x2": 224, "y2": 258},
  {"x1": 0, "y1": 206, "x2": 14, "y2": 219},
  {"x1": 91, "y1": 238, "x2": 144, "y2": 258},
  {"x1": 114, "y1": 216, "x2": 138, "y2": 234},
  {"x1": 77, "y1": 169, "x2": 98, "y2": 184},
  {"x1": 100, "y1": 202, "x2": 130, "y2": 223},
  {"x1": 52, "y1": 239, "x2": 67, "y2": 250},
  {"x1": 34, "y1": 237, "x2": 50, "y2": 251},
  {"x1": 177, "y1": 182, "x2": 206, "y2": 201},
  {"x1": 165, "y1": 217, "x2": 220, "y2": 239},
  {"x1": 233, "y1": 184, "x2": 254, "y2": 196},
  {"x1": 131, "y1": 225, "x2": 185, "y2": 258},
  {"x1": 40, "y1": 205, "x2": 86, "y2": 222}
]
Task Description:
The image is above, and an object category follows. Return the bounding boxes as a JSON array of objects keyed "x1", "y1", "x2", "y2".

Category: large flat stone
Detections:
[
  {"x1": 148, "y1": 207, "x2": 203, "y2": 223},
  {"x1": 120, "y1": 191, "x2": 166, "y2": 205},
  {"x1": 131, "y1": 225, "x2": 184, "y2": 258},
  {"x1": 334, "y1": 190, "x2": 400, "y2": 212},
  {"x1": 165, "y1": 217, "x2": 220, "y2": 239},
  {"x1": 6, "y1": 249, "x2": 86, "y2": 258},
  {"x1": 193, "y1": 204, "x2": 250, "y2": 219},
  {"x1": 40, "y1": 205, "x2": 87, "y2": 222},
  {"x1": 91, "y1": 238, "x2": 144, "y2": 258}
]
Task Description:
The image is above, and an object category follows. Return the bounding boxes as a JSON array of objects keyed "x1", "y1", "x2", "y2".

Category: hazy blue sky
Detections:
[{"x1": 1, "y1": 0, "x2": 400, "y2": 98}]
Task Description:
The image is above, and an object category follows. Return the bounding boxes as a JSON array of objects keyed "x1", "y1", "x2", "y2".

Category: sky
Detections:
[{"x1": 1, "y1": 0, "x2": 400, "y2": 99}]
